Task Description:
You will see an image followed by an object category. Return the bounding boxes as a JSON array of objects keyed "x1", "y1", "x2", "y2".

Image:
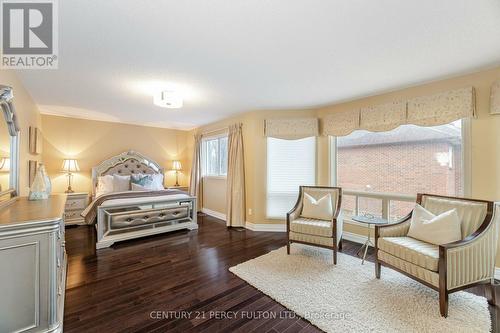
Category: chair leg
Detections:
[
  {"x1": 439, "y1": 288, "x2": 449, "y2": 317},
  {"x1": 338, "y1": 237, "x2": 343, "y2": 252},
  {"x1": 287, "y1": 242, "x2": 290, "y2": 255},
  {"x1": 333, "y1": 248, "x2": 337, "y2": 265},
  {"x1": 485, "y1": 280, "x2": 497, "y2": 306},
  {"x1": 375, "y1": 260, "x2": 381, "y2": 279}
]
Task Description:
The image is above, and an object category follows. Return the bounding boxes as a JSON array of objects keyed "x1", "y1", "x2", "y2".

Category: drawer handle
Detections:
[
  {"x1": 126, "y1": 218, "x2": 133, "y2": 222},
  {"x1": 144, "y1": 215, "x2": 149, "y2": 219},
  {"x1": 69, "y1": 201, "x2": 76, "y2": 206}
]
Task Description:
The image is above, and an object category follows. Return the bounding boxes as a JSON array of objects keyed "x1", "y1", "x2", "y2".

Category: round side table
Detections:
[{"x1": 352, "y1": 215, "x2": 388, "y2": 265}]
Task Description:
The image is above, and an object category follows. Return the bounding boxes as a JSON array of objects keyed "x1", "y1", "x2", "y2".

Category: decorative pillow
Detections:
[
  {"x1": 407, "y1": 204, "x2": 462, "y2": 245},
  {"x1": 301, "y1": 193, "x2": 333, "y2": 220},
  {"x1": 131, "y1": 174, "x2": 155, "y2": 190},
  {"x1": 113, "y1": 174, "x2": 130, "y2": 192},
  {"x1": 96, "y1": 175, "x2": 114, "y2": 197}
]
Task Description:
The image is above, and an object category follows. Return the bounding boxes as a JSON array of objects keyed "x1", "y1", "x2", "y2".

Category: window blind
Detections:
[{"x1": 266, "y1": 137, "x2": 316, "y2": 219}]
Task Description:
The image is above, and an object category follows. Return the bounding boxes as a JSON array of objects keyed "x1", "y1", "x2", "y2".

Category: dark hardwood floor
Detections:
[{"x1": 64, "y1": 214, "x2": 499, "y2": 332}]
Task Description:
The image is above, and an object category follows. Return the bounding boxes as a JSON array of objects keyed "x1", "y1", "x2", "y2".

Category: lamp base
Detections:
[{"x1": 65, "y1": 189, "x2": 74, "y2": 193}]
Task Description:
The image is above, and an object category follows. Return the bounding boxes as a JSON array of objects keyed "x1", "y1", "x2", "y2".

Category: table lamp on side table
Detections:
[
  {"x1": 61, "y1": 159, "x2": 79, "y2": 193},
  {"x1": 171, "y1": 160, "x2": 182, "y2": 187}
]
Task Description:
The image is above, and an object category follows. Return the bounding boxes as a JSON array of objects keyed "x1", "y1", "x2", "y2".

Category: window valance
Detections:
[
  {"x1": 322, "y1": 109, "x2": 360, "y2": 136},
  {"x1": 360, "y1": 100, "x2": 406, "y2": 132},
  {"x1": 406, "y1": 86, "x2": 475, "y2": 126},
  {"x1": 264, "y1": 118, "x2": 319, "y2": 139},
  {"x1": 322, "y1": 86, "x2": 476, "y2": 136}
]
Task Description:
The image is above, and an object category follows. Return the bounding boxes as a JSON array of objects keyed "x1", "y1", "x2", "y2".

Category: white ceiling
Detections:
[{"x1": 16, "y1": 0, "x2": 500, "y2": 130}]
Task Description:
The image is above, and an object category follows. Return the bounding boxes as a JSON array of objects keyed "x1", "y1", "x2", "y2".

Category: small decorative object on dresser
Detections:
[
  {"x1": 64, "y1": 192, "x2": 89, "y2": 225},
  {"x1": 28, "y1": 165, "x2": 49, "y2": 200}
]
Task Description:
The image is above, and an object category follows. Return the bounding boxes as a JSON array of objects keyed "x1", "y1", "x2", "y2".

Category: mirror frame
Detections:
[{"x1": 0, "y1": 85, "x2": 20, "y2": 207}]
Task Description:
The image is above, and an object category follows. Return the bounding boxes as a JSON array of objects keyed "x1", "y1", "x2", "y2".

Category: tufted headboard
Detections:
[{"x1": 91, "y1": 150, "x2": 164, "y2": 198}]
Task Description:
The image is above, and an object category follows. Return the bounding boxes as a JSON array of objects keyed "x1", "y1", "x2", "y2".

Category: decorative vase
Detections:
[
  {"x1": 38, "y1": 163, "x2": 51, "y2": 195},
  {"x1": 28, "y1": 166, "x2": 49, "y2": 200}
]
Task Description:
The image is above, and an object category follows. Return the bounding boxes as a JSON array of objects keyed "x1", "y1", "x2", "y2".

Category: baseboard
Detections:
[
  {"x1": 245, "y1": 221, "x2": 286, "y2": 232},
  {"x1": 201, "y1": 208, "x2": 226, "y2": 221}
]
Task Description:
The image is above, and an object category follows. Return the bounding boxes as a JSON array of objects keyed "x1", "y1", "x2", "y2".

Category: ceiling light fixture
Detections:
[{"x1": 153, "y1": 90, "x2": 183, "y2": 108}]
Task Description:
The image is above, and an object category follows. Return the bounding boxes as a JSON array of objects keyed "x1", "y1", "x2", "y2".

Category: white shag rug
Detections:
[{"x1": 229, "y1": 245, "x2": 491, "y2": 333}]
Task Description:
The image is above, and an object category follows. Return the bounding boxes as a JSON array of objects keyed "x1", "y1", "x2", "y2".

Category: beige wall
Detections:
[
  {"x1": 192, "y1": 66, "x2": 500, "y2": 264},
  {"x1": 41, "y1": 115, "x2": 191, "y2": 194},
  {"x1": 1, "y1": 70, "x2": 43, "y2": 196},
  {"x1": 202, "y1": 177, "x2": 227, "y2": 215}
]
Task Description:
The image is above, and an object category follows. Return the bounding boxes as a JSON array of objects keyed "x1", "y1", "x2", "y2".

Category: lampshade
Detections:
[
  {"x1": 61, "y1": 159, "x2": 80, "y2": 173},
  {"x1": 0, "y1": 157, "x2": 9, "y2": 172},
  {"x1": 171, "y1": 160, "x2": 182, "y2": 171}
]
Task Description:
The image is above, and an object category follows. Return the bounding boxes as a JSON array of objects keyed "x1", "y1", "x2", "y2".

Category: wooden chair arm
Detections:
[{"x1": 375, "y1": 213, "x2": 412, "y2": 240}]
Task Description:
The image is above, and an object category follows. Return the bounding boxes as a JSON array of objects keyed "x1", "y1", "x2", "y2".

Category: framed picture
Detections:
[
  {"x1": 491, "y1": 80, "x2": 500, "y2": 115},
  {"x1": 29, "y1": 127, "x2": 42, "y2": 155},
  {"x1": 28, "y1": 160, "x2": 37, "y2": 187}
]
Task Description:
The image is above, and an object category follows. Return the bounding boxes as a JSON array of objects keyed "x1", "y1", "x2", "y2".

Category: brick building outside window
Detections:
[{"x1": 336, "y1": 120, "x2": 463, "y2": 220}]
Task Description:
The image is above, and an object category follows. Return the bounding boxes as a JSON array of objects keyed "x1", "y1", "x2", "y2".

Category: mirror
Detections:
[{"x1": 0, "y1": 85, "x2": 20, "y2": 207}]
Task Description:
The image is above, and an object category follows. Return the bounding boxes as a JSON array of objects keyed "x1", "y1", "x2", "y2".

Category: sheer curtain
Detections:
[
  {"x1": 189, "y1": 134, "x2": 203, "y2": 211},
  {"x1": 226, "y1": 123, "x2": 245, "y2": 227}
]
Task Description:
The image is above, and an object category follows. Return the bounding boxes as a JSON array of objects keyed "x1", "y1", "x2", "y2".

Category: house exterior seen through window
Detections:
[{"x1": 336, "y1": 120, "x2": 463, "y2": 220}]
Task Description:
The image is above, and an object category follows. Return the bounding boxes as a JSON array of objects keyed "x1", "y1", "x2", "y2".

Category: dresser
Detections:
[
  {"x1": 63, "y1": 192, "x2": 89, "y2": 225},
  {"x1": 0, "y1": 195, "x2": 67, "y2": 333}
]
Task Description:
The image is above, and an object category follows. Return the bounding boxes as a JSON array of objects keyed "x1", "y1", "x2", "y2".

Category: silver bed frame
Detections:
[{"x1": 92, "y1": 151, "x2": 198, "y2": 249}]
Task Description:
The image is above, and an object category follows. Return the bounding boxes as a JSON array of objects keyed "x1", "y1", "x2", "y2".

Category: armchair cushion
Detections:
[
  {"x1": 301, "y1": 193, "x2": 333, "y2": 220},
  {"x1": 378, "y1": 236, "x2": 439, "y2": 271},
  {"x1": 407, "y1": 205, "x2": 461, "y2": 245},
  {"x1": 290, "y1": 217, "x2": 333, "y2": 237}
]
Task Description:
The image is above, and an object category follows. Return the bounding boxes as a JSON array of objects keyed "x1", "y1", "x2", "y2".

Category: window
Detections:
[
  {"x1": 267, "y1": 137, "x2": 316, "y2": 218},
  {"x1": 202, "y1": 136, "x2": 228, "y2": 176},
  {"x1": 332, "y1": 120, "x2": 465, "y2": 220}
]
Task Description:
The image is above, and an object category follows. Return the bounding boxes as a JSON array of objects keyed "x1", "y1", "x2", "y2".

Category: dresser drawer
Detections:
[
  {"x1": 64, "y1": 209, "x2": 85, "y2": 221},
  {"x1": 65, "y1": 197, "x2": 86, "y2": 210}
]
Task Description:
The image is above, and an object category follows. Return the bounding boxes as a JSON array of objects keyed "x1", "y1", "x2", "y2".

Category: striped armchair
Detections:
[
  {"x1": 375, "y1": 193, "x2": 499, "y2": 317},
  {"x1": 286, "y1": 186, "x2": 343, "y2": 264}
]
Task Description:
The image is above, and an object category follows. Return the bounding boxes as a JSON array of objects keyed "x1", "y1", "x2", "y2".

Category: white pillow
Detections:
[
  {"x1": 301, "y1": 193, "x2": 333, "y2": 220},
  {"x1": 96, "y1": 175, "x2": 114, "y2": 198},
  {"x1": 113, "y1": 174, "x2": 130, "y2": 192},
  {"x1": 151, "y1": 174, "x2": 164, "y2": 190},
  {"x1": 131, "y1": 183, "x2": 148, "y2": 191},
  {"x1": 407, "y1": 204, "x2": 462, "y2": 245}
]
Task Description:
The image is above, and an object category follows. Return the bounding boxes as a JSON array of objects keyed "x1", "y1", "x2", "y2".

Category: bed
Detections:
[{"x1": 82, "y1": 150, "x2": 197, "y2": 249}]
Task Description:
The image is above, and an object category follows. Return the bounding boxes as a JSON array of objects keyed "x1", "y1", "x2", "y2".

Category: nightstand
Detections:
[
  {"x1": 64, "y1": 192, "x2": 89, "y2": 225},
  {"x1": 167, "y1": 186, "x2": 189, "y2": 192}
]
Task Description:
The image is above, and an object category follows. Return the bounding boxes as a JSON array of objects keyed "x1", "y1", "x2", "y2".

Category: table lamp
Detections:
[
  {"x1": 171, "y1": 160, "x2": 182, "y2": 187},
  {"x1": 61, "y1": 159, "x2": 79, "y2": 193}
]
